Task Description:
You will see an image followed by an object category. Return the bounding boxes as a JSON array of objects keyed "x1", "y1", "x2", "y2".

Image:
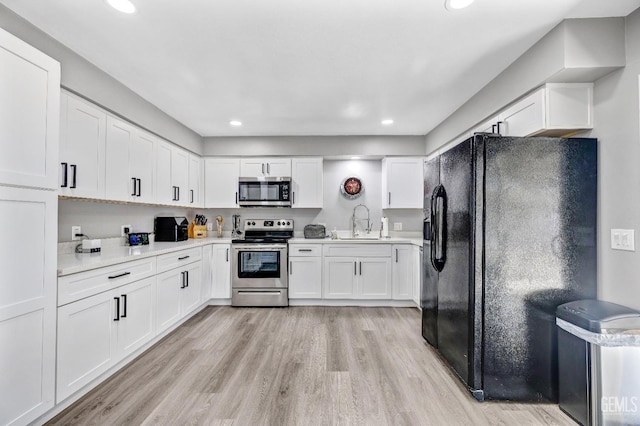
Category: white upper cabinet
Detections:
[
  {"x1": 59, "y1": 92, "x2": 106, "y2": 199},
  {"x1": 0, "y1": 27, "x2": 60, "y2": 190},
  {"x1": 105, "y1": 117, "x2": 156, "y2": 203},
  {"x1": 240, "y1": 158, "x2": 291, "y2": 177},
  {"x1": 188, "y1": 154, "x2": 202, "y2": 207},
  {"x1": 469, "y1": 83, "x2": 594, "y2": 139},
  {"x1": 156, "y1": 141, "x2": 190, "y2": 206},
  {"x1": 204, "y1": 158, "x2": 240, "y2": 208},
  {"x1": 381, "y1": 157, "x2": 423, "y2": 209},
  {"x1": 291, "y1": 157, "x2": 323, "y2": 208}
]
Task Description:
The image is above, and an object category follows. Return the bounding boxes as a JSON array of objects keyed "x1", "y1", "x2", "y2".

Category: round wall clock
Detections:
[{"x1": 340, "y1": 176, "x2": 364, "y2": 199}]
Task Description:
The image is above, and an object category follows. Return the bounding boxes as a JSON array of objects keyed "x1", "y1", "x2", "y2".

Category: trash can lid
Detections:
[{"x1": 556, "y1": 299, "x2": 640, "y2": 332}]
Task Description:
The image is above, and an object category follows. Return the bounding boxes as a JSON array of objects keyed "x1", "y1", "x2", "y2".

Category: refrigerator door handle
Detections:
[{"x1": 430, "y1": 184, "x2": 447, "y2": 272}]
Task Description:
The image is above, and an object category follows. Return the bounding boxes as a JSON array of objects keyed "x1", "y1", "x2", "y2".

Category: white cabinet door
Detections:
[
  {"x1": 359, "y1": 258, "x2": 392, "y2": 299},
  {"x1": 156, "y1": 268, "x2": 183, "y2": 333},
  {"x1": 105, "y1": 116, "x2": 135, "y2": 202},
  {"x1": 201, "y1": 245, "x2": 213, "y2": 302},
  {"x1": 500, "y1": 88, "x2": 545, "y2": 137},
  {"x1": 131, "y1": 130, "x2": 156, "y2": 204},
  {"x1": 204, "y1": 158, "x2": 240, "y2": 208},
  {"x1": 0, "y1": 187, "x2": 56, "y2": 423},
  {"x1": 0, "y1": 27, "x2": 60, "y2": 190},
  {"x1": 172, "y1": 147, "x2": 189, "y2": 206},
  {"x1": 291, "y1": 157, "x2": 323, "y2": 208},
  {"x1": 323, "y1": 257, "x2": 357, "y2": 299},
  {"x1": 391, "y1": 245, "x2": 413, "y2": 300},
  {"x1": 180, "y1": 263, "x2": 202, "y2": 315},
  {"x1": 289, "y1": 257, "x2": 322, "y2": 299},
  {"x1": 188, "y1": 154, "x2": 202, "y2": 207},
  {"x1": 155, "y1": 141, "x2": 173, "y2": 205},
  {"x1": 56, "y1": 290, "x2": 117, "y2": 403},
  {"x1": 240, "y1": 158, "x2": 291, "y2": 177},
  {"x1": 116, "y1": 277, "x2": 155, "y2": 357},
  {"x1": 59, "y1": 92, "x2": 106, "y2": 199},
  {"x1": 382, "y1": 158, "x2": 423, "y2": 209},
  {"x1": 212, "y1": 244, "x2": 231, "y2": 299}
]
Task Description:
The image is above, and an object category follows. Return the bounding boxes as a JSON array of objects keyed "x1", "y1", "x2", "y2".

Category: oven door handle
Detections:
[
  {"x1": 237, "y1": 291, "x2": 283, "y2": 295},
  {"x1": 233, "y1": 245, "x2": 287, "y2": 251}
]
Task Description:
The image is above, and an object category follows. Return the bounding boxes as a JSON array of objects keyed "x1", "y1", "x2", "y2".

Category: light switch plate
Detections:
[
  {"x1": 611, "y1": 229, "x2": 635, "y2": 251},
  {"x1": 394, "y1": 222, "x2": 402, "y2": 231}
]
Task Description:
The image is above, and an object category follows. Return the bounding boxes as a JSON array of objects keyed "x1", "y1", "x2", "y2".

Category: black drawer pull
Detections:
[
  {"x1": 178, "y1": 255, "x2": 190, "y2": 260},
  {"x1": 298, "y1": 249, "x2": 313, "y2": 252},
  {"x1": 108, "y1": 272, "x2": 131, "y2": 279}
]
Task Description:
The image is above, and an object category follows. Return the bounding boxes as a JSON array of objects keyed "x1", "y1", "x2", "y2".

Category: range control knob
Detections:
[
  {"x1": 251, "y1": 221, "x2": 256, "y2": 225},
  {"x1": 287, "y1": 221, "x2": 291, "y2": 225}
]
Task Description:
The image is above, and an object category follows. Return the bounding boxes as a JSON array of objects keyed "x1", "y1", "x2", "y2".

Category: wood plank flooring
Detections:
[{"x1": 47, "y1": 306, "x2": 575, "y2": 425}]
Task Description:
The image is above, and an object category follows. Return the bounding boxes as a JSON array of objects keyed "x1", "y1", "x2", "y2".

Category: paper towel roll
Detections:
[{"x1": 381, "y1": 217, "x2": 389, "y2": 238}]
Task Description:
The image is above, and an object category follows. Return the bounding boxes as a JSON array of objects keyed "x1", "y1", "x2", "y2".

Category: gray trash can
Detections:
[{"x1": 557, "y1": 300, "x2": 640, "y2": 426}]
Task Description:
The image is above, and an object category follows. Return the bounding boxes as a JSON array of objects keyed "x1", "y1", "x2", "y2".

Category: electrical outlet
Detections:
[
  {"x1": 394, "y1": 222, "x2": 402, "y2": 231},
  {"x1": 611, "y1": 229, "x2": 635, "y2": 251},
  {"x1": 121, "y1": 225, "x2": 131, "y2": 237},
  {"x1": 71, "y1": 225, "x2": 82, "y2": 241}
]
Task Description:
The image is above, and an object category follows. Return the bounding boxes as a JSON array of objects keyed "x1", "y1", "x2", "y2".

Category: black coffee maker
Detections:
[{"x1": 154, "y1": 217, "x2": 189, "y2": 242}]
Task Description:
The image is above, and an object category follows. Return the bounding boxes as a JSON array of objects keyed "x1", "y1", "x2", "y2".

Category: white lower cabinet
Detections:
[
  {"x1": 56, "y1": 276, "x2": 155, "y2": 402},
  {"x1": 322, "y1": 245, "x2": 392, "y2": 300},
  {"x1": 289, "y1": 258, "x2": 322, "y2": 298},
  {"x1": 211, "y1": 244, "x2": 231, "y2": 299},
  {"x1": 392, "y1": 245, "x2": 413, "y2": 300},
  {"x1": 156, "y1": 257, "x2": 202, "y2": 334}
]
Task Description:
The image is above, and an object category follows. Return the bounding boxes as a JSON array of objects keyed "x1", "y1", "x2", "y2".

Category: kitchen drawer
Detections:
[
  {"x1": 156, "y1": 247, "x2": 202, "y2": 273},
  {"x1": 58, "y1": 257, "x2": 156, "y2": 306},
  {"x1": 323, "y1": 244, "x2": 391, "y2": 258},
  {"x1": 289, "y1": 245, "x2": 321, "y2": 257}
]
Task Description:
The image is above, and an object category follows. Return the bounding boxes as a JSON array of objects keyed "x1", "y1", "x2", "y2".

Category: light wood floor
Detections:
[{"x1": 48, "y1": 306, "x2": 575, "y2": 425}]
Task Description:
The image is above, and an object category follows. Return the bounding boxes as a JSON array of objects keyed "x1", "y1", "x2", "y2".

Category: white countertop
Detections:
[
  {"x1": 58, "y1": 237, "x2": 232, "y2": 277},
  {"x1": 288, "y1": 236, "x2": 423, "y2": 247}
]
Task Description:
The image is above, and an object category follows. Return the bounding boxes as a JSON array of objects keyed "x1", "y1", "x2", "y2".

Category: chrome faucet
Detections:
[{"x1": 352, "y1": 204, "x2": 371, "y2": 237}]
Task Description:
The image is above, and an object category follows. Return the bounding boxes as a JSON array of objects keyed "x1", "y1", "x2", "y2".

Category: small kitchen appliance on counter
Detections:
[
  {"x1": 154, "y1": 217, "x2": 189, "y2": 242},
  {"x1": 231, "y1": 219, "x2": 294, "y2": 307},
  {"x1": 304, "y1": 224, "x2": 326, "y2": 239}
]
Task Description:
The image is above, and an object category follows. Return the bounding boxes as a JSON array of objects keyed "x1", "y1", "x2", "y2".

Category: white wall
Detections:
[
  {"x1": 0, "y1": 4, "x2": 203, "y2": 155},
  {"x1": 582, "y1": 8, "x2": 640, "y2": 310},
  {"x1": 58, "y1": 160, "x2": 423, "y2": 242},
  {"x1": 203, "y1": 136, "x2": 426, "y2": 157}
]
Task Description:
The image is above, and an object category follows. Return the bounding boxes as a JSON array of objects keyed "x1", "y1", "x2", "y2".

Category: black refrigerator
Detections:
[{"x1": 421, "y1": 133, "x2": 597, "y2": 402}]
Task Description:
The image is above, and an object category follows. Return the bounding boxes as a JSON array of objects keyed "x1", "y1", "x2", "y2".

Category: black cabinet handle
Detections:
[
  {"x1": 185, "y1": 270, "x2": 189, "y2": 287},
  {"x1": 114, "y1": 297, "x2": 120, "y2": 321},
  {"x1": 299, "y1": 249, "x2": 312, "y2": 252},
  {"x1": 496, "y1": 121, "x2": 503, "y2": 135},
  {"x1": 267, "y1": 163, "x2": 270, "y2": 174},
  {"x1": 388, "y1": 192, "x2": 391, "y2": 205},
  {"x1": 178, "y1": 255, "x2": 190, "y2": 260},
  {"x1": 108, "y1": 272, "x2": 131, "y2": 279},
  {"x1": 396, "y1": 249, "x2": 399, "y2": 263},
  {"x1": 226, "y1": 248, "x2": 229, "y2": 262},
  {"x1": 359, "y1": 262, "x2": 362, "y2": 276},
  {"x1": 491, "y1": 124, "x2": 497, "y2": 133},
  {"x1": 121, "y1": 294, "x2": 127, "y2": 318},
  {"x1": 131, "y1": 177, "x2": 137, "y2": 196},
  {"x1": 70, "y1": 164, "x2": 77, "y2": 188},
  {"x1": 190, "y1": 189, "x2": 194, "y2": 204},
  {"x1": 262, "y1": 163, "x2": 265, "y2": 174},
  {"x1": 180, "y1": 271, "x2": 186, "y2": 289},
  {"x1": 290, "y1": 261, "x2": 292, "y2": 275},
  {"x1": 292, "y1": 192, "x2": 295, "y2": 205},
  {"x1": 235, "y1": 192, "x2": 238, "y2": 204},
  {"x1": 176, "y1": 186, "x2": 180, "y2": 201},
  {"x1": 354, "y1": 262, "x2": 357, "y2": 275},
  {"x1": 61, "y1": 162, "x2": 68, "y2": 187},
  {"x1": 137, "y1": 178, "x2": 141, "y2": 196}
]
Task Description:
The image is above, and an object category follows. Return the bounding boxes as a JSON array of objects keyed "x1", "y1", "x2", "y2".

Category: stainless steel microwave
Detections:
[{"x1": 238, "y1": 177, "x2": 292, "y2": 207}]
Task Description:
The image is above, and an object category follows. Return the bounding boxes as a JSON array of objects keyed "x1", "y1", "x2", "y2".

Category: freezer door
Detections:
[
  {"x1": 422, "y1": 156, "x2": 440, "y2": 347},
  {"x1": 436, "y1": 138, "x2": 474, "y2": 385}
]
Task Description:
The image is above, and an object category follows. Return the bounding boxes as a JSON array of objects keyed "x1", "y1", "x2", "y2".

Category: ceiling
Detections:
[{"x1": 2, "y1": 0, "x2": 640, "y2": 137}]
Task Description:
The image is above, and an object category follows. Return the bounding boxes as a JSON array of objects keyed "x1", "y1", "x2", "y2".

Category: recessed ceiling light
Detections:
[
  {"x1": 351, "y1": 156, "x2": 361, "y2": 160},
  {"x1": 230, "y1": 120, "x2": 242, "y2": 127},
  {"x1": 106, "y1": 0, "x2": 136, "y2": 14},
  {"x1": 381, "y1": 119, "x2": 394, "y2": 126},
  {"x1": 445, "y1": 0, "x2": 474, "y2": 11}
]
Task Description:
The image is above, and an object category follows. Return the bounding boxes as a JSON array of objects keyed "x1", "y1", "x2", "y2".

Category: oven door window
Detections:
[
  {"x1": 239, "y1": 182, "x2": 280, "y2": 201},
  {"x1": 238, "y1": 250, "x2": 281, "y2": 278}
]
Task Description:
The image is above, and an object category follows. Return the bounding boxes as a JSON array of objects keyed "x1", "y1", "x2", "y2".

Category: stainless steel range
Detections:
[{"x1": 231, "y1": 219, "x2": 293, "y2": 307}]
